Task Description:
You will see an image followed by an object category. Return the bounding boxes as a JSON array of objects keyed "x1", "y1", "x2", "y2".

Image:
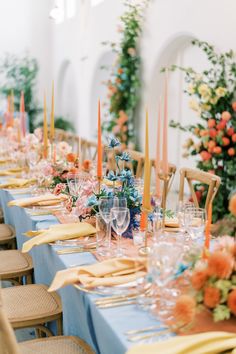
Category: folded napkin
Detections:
[
  {"x1": 0, "y1": 178, "x2": 35, "y2": 189},
  {"x1": 8, "y1": 194, "x2": 67, "y2": 208},
  {"x1": 48, "y1": 257, "x2": 147, "y2": 292},
  {"x1": 22, "y1": 222, "x2": 96, "y2": 253},
  {"x1": 0, "y1": 167, "x2": 22, "y2": 176},
  {"x1": 126, "y1": 331, "x2": 236, "y2": 354}
]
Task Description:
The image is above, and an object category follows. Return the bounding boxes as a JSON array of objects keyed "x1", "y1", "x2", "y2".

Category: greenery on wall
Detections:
[
  {"x1": 102, "y1": 0, "x2": 149, "y2": 148},
  {"x1": 0, "y1": 54, "x2": 41, "y2": 132}
]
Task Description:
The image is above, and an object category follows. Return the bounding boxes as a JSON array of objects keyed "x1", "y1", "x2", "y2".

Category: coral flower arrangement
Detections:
[
  {"x1": 174, "y1": 235, "x2": 236, "y2": 325},
  {"x1": 170, "y1": 40, "x2": 236, "y2": 223}
]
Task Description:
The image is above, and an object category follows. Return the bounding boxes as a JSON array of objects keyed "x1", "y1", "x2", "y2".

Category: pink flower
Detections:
[
  {"x1": 65, "y1": 196, "x2": 73, "y2": 213},
  {"x1": 53, "y1": 183, "x2": 66, "y2": 195},
  {"x1": 43, "y1": 164, "x2": 54, "y2": 176},
  {"x1": 34, "y1": 128, "x2": 43, "y2": 141},
  {"x1": 57, "y1": 141, "x2": 72, "y2": 157}
]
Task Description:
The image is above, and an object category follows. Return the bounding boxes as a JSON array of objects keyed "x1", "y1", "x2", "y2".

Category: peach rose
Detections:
[
  {"x1": 217, "y1": 120, "x2": 227, "y2": 130},
  {"x1": 213, "y1": 146, "x2": 222, "y2": 154},
  {"x1": 222, "y1": 137, "x2": 230, "y2": 146},
  {"x1": 207, "y1": 119, "x2": 216, "y2": 128},
  {"x1": 173, "y1": 295, "x2": 196, "y2": 325},
  {"x1": 209, "y1": 129, "x2": 217, "y2": 138},
  {"x1": 232, "y1": 133, "x2": 236, "y2": 143},
  {"x1": 228, "y1": 148, "x2": 235, "y2": 156},
  {"x1": 232, "y1": 102, "x2": 236, "y2": 111},
  {"x1": 200, "y1": 130, "x2": 209, "y2": 137},
  {"x1": 191, "y1": 269, "x2": 209, "y2": 290},
  {"x1": 200, "y1": 151, "x2": 212, "y2": 161},
  {"x1": 208, "y1": 251, "x2": 234, "y2": 279},
  {"x1": 66, "y1": 153, "x2": 77, "y2": 163},
  {"x1": 227, "y1": 290, "x2": 236, "y2": 316},
  {"x1": 221, "y1": 111, "x2": 231, "y2": 121},
  {"x1": 229, "y1": 193, "x2": 236, "y2": 216},
  {"x1": 204, "y1": 286, "x2": 221, "y2": 308},
  {"x1": 227, "y1": 128, "x2": 234, "y2": 136}
]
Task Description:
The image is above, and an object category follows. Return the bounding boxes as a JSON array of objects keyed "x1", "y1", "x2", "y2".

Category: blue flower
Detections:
[
  {"x1": 119, "y1": 169, "x2": 132, "y2": 182},
  {"x1": 86, "y1": 195, "x2": 98, "y2": 207},
  {"x1": 108, "y1": 135, "x2": 121, "y2": 148},
  {"x1": 116, "y1": 152, "x2": 130, "y2": 162},
  {"x1": 106, "y1": 171, "x2": 118, "y2": 182}
]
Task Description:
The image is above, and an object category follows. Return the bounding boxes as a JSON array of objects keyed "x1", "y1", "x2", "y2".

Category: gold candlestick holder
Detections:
[
  {"x1": 97, "y1": 176, "x2": 102, "y2": 194},
  {"x1": 158, "y1": 170, "x2": 175, "y2": 229}
]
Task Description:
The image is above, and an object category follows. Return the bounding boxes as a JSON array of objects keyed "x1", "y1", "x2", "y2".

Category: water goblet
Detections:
[
  {"x1": 111, "y1": 207, "x2": 130, "y2": 257},
  {"x1": 98, "y1": 196, "x2": 114, "y2": 255}
]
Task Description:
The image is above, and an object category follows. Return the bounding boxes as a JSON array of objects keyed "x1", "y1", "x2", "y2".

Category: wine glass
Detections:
[
  {"x1": 111, "y1": 207, "x2": 130, "y2": 257},
  {"x1": 67, "y1": 173, "x2": 83, "y2": 198},
  {"x1": 188, "y1": 207, "x2": 206, "y2": 242},
  {"x1": 113, "y1": 196, "x2": 127, "y2": 208},
  {"x1": 98, "y1": 196, "x2": 114, "y2": 255}
]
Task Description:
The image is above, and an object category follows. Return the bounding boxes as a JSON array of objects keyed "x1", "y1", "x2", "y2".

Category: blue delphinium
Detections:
[
  {"x1": 108, "y1": 135, "x2": 121, "y2": 149},
  {"x1": 106, "y1": 171, "x2": 118, "y2": 182}
]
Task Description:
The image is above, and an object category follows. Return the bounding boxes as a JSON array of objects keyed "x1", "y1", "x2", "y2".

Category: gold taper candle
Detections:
[
  {"x1": 43, "y1": 93, "x2": 48, "y2": 159},
  {"x1": 50, "y1": 81, "x2": 55, "y2": 141},
  {"x1": 142, "y1": 109, "x2": 151, "y2": 211}
]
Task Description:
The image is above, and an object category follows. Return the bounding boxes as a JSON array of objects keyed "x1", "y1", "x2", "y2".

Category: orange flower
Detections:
[
  {"x1": 173, "y1": 295, "x2": 196, "y2": 325},
  {"x1": 204, "y1": 286, "x2": 221, "y2": 308},
  {"x1": 69, "y1": 167, "x2": 79, "y2": 174},
  {"x1": 191, "y1": 270, "x2": 209, "y2": 290},
  {"x1": 208, "y1": 251, "x2": 234, "y2": 279},
  {"x1": 209, "y1": 129, "x2": 217, "y2": 138},
  {"x1": 227, "y1": 290, "x2": 236, "y2": 315},
  {"x1": 228, "y1": 148, "x2": 235, "y2": 156},
  {"x1": 232, "y1": 133, "x2": 236, "y2": 142},
  {"x1": 221, "y1": 111, "x2": 231, "y2": 121},
  {"x1": 232, "y1": 102, "x2": 236, "y2": 111},
  {"x1": 82, "y1": 159, "x2": 91, "y2": 172},
  {"x1": 229, "y1": 193, "x2": 236, "y2": 216},
  {"x1": 217, "y1": 120, "x2": 227, "y2": 130},
  {"x1": 66, "y1": 153, "x2": 77, "y2": 163},
  {"x1": 200, "y1": 130, "x2": 209, "y2": 137},
  {"x1": 200, "y1": 151, "x2": 212, "y2": 161},
  {"x1": 213, "y1": 146, "x2": 222, "y2": 154},
  {"x1": 227, "y1": 127, "x2": 234, "y2": 136},
  {"x1": 222, "y1": 137, "x2": 230, "y2": 146},
  {"x1": 207, "y1": 119, "x2": 216, "y2": 128}
]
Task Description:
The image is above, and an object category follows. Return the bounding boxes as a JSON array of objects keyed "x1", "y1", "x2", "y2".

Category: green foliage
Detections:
[
  {"x1": 102, "y1": 0, "x2": 149, "y2": 147},
  {"x1": 213, "y1": 305, "x2": 231, "y2": 322},
  {"x1": 169, "y1": 40, "x2": 236, "y2": 222},
  {"x1": 0, "y1": 53, "x2": 41, "y2": 132},
  {"x1": 37, "y1": 116, "x2": 75, "y2": 132}
]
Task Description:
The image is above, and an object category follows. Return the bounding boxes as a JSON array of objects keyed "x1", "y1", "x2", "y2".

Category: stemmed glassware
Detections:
[
  {"x1": 111, "y1": 207, "x2": 130, "y2": 257},
  {"x1": 98, "y1": 196, "x2": 115, "y2": 256},
  {"x1": 185, "y1": 207, "x2": 206, "y2": 242}
]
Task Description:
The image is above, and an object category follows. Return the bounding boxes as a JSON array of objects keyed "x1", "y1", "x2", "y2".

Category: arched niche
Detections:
[
  {"x1": 57, "y1": 59, "x2": 78, "y2": 127},
  {"x1": 148, "y1": 33, "x2": 209, "y2": 189},
  {"x1": 89, "y1": 50, "x2": 116, "y2": 139}
]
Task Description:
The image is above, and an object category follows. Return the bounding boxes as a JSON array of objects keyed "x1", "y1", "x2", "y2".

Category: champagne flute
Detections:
[
  {"x1": 98, "y1": 196, "x2": 114, "y2": 255},
  {"x1": 111, "y1": 207, "x2": 130, "y2": 257}
]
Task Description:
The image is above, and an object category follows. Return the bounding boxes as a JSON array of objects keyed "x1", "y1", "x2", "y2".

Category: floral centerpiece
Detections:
[{"x1": 170, "y1": 40, "x2": 236, "y2": 223}]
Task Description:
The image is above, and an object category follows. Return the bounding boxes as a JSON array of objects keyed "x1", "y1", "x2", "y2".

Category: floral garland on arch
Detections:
[
  {"x1": 102, "y1": 0, "x2": 149, "y2": 149},
  {"x1": 169, "y1": 40, "x2": 236, "y2": 224}
]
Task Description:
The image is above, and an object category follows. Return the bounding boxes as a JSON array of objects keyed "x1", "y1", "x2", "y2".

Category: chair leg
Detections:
[
  {"x1": 56, "y1": 316, "x2": 63, "y2": 335},
  {"x1": 26, "y1": 273, "x2": 33, "y2": 284}
]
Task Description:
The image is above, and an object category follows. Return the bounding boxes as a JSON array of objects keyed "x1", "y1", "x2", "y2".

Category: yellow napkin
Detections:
[
  {"x1": 165, "y1": 217, "x2": 179, "y2": 228},
  {"x1": 22, "y1": 222, "x2": 96, "y2": 253},
  {"x1": 0, "y1": 178, "x2": 35, "y2": 189},
  {"x1": 8, "y1": 194, "x2": 67, "y2": 208},
  {"x1": 126, "y1": 331, "x2": 236, "y2": 354},
  {"x1": 48, "y1": 257, "x2": 147, "y2": 291},
  {"x1": 0, "y1": 167, "x2": 22, "y2": 176}
]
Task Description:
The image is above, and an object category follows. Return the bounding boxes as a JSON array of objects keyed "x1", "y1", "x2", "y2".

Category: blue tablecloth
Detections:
[{"x1": 0, "y1": 188, "x2": 160, "y2": 354}]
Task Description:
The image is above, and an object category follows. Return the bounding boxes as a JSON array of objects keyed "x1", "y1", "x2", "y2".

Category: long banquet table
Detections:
[{"x1": 0, "y1": 187, "x2": 162, "y2": 354}]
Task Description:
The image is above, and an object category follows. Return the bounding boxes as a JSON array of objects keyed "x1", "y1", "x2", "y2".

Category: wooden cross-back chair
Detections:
[
  {"x1": 179, "y1": 167, "x2": 221, "y2": 210},
  {"x1": 81, "y1": 140, "x2": 98, "y2": 161},
  {"x1": 150, "y1": 159, "x2": 176, "y2": 195},
  {"x1": 0, "y1": 288, "x2": 95, "y2": 354},
  {"x1": 108, "y1": 149, "x2": 145, "y2": 178}
]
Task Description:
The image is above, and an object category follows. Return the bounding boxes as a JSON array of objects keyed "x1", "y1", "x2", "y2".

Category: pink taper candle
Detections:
[
  {"x1": 20, "y1": 91, "x2": 26, "y2": 137},
  {"x1": 155, "y1": 98, "x2": 161, "y2": 197},
  {"x1": 97, "y1": 100, "x2": 102, "y2": 179},
  {"x1": 162, "y1": 69, "x2": 169, "y2": 175}
]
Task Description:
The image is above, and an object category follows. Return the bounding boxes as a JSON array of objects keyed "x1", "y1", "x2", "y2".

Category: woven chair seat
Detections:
[
  {"x1": 0, "y1": 250, "x2": 33, "y2": 279},
  {"x1": 2, "y1": 284, "x2": 62, "y2": 329},
  {"x1": 19, "y1": 336, "x2": 95, "y2": 354},
  {"x1": 0, "y1": 207, "x2": 4, "y2": 223},
  {"x1": 0, "y1": 224, "x2": 15, "y2": 243}
]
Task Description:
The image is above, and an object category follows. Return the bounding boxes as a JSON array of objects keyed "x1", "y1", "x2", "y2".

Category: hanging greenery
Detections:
[{"x1": 102, "y1": 0, "x2": 149, "y2": 148}]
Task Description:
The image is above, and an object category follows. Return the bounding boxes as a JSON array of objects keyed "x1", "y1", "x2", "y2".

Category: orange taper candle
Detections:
[
  {"x1": 20, "y1": 91, "x2": 26, "y2": 137},
  {"x1": 10, "y1": 90, "x2": 14, "y2": 127},
  {"x1": 156, "y1": 97, "x2": 161, "y2": 197},
  {"x1": 97, "y1": 100, "x2": 102, "y2": 179},
  {"x1": 50, "y1": 81, "x2": 55, "y2": 141},
  {"x1": 142, "y1": 109, "x2": 151, "y2": 212},
  {"x1": 43, "y1": 93, "x2": 48, "y2": 159},
  {"x1": 162, "y1": 70, "x2": 169, "y2": 175}
]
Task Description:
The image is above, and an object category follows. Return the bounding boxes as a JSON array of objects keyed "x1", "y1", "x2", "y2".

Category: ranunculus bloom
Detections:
[
  {"x1": 228, "y1": 148, "x2": 235, "y2": 156},
  {"x1": 82, "y1": 159, "x2": 92, "y2": 172},
  {"x1": 227, "y1": 290, "x2": 236, "y2": 315},
  {"x1": 229, "y1": 193, "x2": 236, "y2": 217},
  {"x1": 66, "y1": 153, "x2": 77, "y2": 163},
  {"x1": 232, "y1": 133, "x2": 236, "y2": 142},
  {"x1": 200, "y1": 151, "x2": 212, "y2": 161},
  {"x1": 209, "y1": 129, "x2": 217, "y2": 138},
  {"x1": 227, "y1": 128, "x2": 234, "y2": 136},
  {"x1": 191, "y1": 270, "x2": 209, "y2": 290},
  {"x1": 208, "y1": 251, "x2": 234, "y2": 279},
  {"x1": 200, "y1": 130, "x2": 209, "y2": 137},
  {"x1": 173, "y1": 295, "x2": 196, "y2": 325},
  {"x1": 208, "y1": 140, "x2": 216, "y2": 152},
  {"x1": 217, "y1": 120, "x2": 227, "y2": 130},
  {"x1": 232, "y1": 102, "x2": 236, "y2": 111},
  {"x1": 222, "y1": 137, "x2": 230, "y2": 146},
  {"x1": 221, "y1": 111, "x2": 231, "y2": 121},
  {"x1": 204, "y1": 286, "x2": 221, "y2": 308},
  {"x1": 207, "y1": 119, "x2": 216, "y2": 128},
  {"x1": 213, "y1": 146, "x2": 222, "y2": 154}
]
